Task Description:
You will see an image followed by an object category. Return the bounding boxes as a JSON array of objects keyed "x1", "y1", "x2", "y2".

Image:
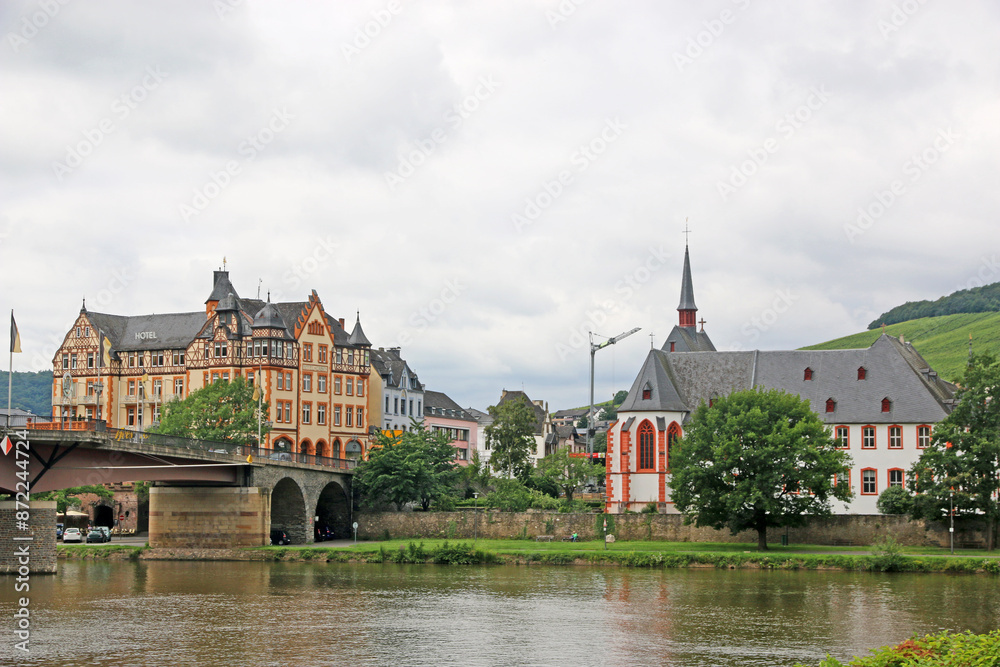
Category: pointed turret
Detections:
[
  {"x1": 348, "y1": 312, "x2": 371, "y2": 347},
  {"x1": 677, "y1": 243, "x2": 697, "y2": 328}
]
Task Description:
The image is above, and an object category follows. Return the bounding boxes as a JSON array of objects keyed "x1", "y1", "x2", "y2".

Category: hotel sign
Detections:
[{"x1": 134, "y1": 331, "x2": 157, "y2": 340}]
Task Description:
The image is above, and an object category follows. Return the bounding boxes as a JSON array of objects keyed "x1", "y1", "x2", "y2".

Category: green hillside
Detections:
[
  {"x1": 801, "y1": 312, "x2": 1000, "y2": 383},
  {"x1": 0, "y1": 370, "x2": 53, "y2": 416},
  {"x1": 868, "y1": 281, "x2": 1000, "y2": 329}
]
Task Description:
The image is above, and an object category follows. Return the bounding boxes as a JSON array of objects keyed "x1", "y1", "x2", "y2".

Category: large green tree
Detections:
[
  {"x1": 535, "y1": 448, "x2": 605, "y2": 502},
  {"x1": 149, "y1": 377, "x2": 268, "y2": 445},
  {"x1": 669, "y1": 388, "x2": 853, "y2": 550},
  {"x1": 355, "y1": 421, "x2": 458, "y2": 511},
  {"x1": 34, "y1": 485, "x2": 113, "y2": 513},
  {"x1": 485, "y1": 396, "x2": 537, "y2": 480},
  {"x1": 909, "y1": 353, "x2": 1000, "y2": 549}
]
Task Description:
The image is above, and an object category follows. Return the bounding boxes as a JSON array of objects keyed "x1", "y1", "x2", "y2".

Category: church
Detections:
[{"x1": 605, "y1": 243, "x2": 958, "y2": 515}]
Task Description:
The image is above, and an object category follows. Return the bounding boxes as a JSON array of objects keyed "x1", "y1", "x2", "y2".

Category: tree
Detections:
[
  {"x1": 592, "y1": 431, "x2": 607, "y2": 453},
  {"x1": 355, "y1": 421, "x2": 457, "y2": 511},
  {"x1": 149, "y1": 377, "x2": 269, "y2": 445},
  {"x1": 485, "y1": 396, "x2": 537, "y2": 480},
  {"x1": 535, "y1": 448, "x2": 605, "y2": 502},
  {"x1": 34, "y1": 485, "x2": 113, "y2": 514},
  {"x1": 669, "y1": 388, "x2": 853, "y2": 550},
  {"x1": 909, "y1": 353, "x2": 1000, "y2": 549},
  {"x1": 877, "y1": 486, "x2": 912, "y2": 515},
  {"x1": 612, "y1": 390, "x2": 629, "y2": 405}
]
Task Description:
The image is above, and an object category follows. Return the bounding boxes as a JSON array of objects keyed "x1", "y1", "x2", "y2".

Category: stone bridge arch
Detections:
[{"x1": 250, "y1": 464, "x2": 353, "y2": 544}]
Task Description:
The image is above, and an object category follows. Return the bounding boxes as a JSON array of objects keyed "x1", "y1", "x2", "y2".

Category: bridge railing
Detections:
[{"x1": 17, "y1": 418, "x2": 357, "y2": 471}]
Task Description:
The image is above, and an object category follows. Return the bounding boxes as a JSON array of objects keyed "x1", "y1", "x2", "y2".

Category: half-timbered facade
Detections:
[{"x1": 52, "y1": 269, "x2": 372, "y2": 458}]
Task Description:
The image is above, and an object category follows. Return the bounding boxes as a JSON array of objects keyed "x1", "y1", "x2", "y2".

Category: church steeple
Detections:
[{"x1": 677, "y1": 242, "x2": 698, "y2": 328}]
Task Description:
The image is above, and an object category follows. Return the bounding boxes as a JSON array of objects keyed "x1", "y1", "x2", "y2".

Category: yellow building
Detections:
[{"x1": 52, "y1": 269, "x2": 373, "y2": 459}]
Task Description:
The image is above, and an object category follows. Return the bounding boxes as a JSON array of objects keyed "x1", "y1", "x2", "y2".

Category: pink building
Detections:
[{"x1": 423, "y1": 390, "x2": 478, "y2": 465}]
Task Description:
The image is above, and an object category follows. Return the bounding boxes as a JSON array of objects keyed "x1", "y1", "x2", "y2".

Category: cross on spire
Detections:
[
  {"x1": 699, "y1": 318, "x2": 706, "y2": 332},
  {"x1": 682, "y1": 218, "x2": 691, "y2": 246}
]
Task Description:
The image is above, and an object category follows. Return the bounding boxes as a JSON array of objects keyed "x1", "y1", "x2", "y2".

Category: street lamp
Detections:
[{"x1": 473, "y1": 492, "x2": 480, "y2": 541}]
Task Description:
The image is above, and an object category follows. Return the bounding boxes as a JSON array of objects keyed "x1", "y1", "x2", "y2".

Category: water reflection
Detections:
[{"x1": 1, "y1": 561, "x2": 997, "y2": 666}]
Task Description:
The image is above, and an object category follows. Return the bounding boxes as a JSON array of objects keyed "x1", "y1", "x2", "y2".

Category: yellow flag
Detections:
[
  {"x1": 252, "y1": 385, "x2": 261, "y2": 401},
  {"x1": 246, "y1": 453, "x2": 254, "y2": 464},
  {"x1": 10, "y1": 313, "x2": 21, "y2": 354},
  {"x1": 101, "y1": 334, "x2": 112, "y2": 367}
]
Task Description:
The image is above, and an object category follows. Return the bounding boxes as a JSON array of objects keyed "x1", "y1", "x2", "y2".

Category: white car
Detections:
[{"x1": 62, "y1": 527, "x2": 83, "y2": 543}]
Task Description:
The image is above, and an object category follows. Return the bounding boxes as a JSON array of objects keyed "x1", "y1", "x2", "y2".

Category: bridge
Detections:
[{"x1": 0, "y1": 421, "x2": 356, "y2": 551}]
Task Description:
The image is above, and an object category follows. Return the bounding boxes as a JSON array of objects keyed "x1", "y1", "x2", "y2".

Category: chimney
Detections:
[{"x1": 339, "y1": 318, "x2": 345, "y2": 328}]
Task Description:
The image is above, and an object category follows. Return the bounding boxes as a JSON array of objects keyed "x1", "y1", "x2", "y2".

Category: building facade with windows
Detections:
[
  {"x1": 423, "y1": 390, "x2": 477, "y2": 465},
  {"x1": 606, "y1": 244, "x2": 957, "y2": 515},
  {"x1": 51, "y1": 269, "x2": 373, "y2": 459},
  {"x1": 369, "y1": 347, "x2": 424, "y2": 433}
]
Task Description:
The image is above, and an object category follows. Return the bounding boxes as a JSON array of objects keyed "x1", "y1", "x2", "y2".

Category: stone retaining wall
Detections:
[
  {"x1": 0, "y1": 501, "x2": 58, "y2": 574},
  {"x1": 357, "y1": 510, "x2": 976, "y2": 548}
]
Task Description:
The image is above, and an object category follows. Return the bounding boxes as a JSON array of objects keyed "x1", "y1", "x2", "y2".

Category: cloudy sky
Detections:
[{"x1": 2, "y1": 1, "x2": 997, "y2": 412}]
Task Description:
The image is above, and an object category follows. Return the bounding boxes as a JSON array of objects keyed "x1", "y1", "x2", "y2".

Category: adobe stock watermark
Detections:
[
  {"x1": 341, "y1": 0, "x2": 403, "y2": 63},
  {"x1": 717, "y1": 85, "x2": 831, "y2": 202},
  {"x1": 213, "y1": 0, "x2": 245, "y2": 20},
  {"x1": 269, "y1": 236, "x2": 339, "y2": 301},
  {"x1": 6, "y1": 0, "x2": 72, "y2": 53},
  {"x1": 673, "y1": 0, "x2": 752, "y2": 72},
  {"x1": 51, "y1": 66, "x2": 168, "y2": 182},
  {"x1": 512, "y1": 117, "x2": 627, "y2": 232},
  {"x1": 555, "y1": 245, "x2": 669, "y2": 360},
  {"x1": 877, "y1": 0, "x2": 930, "y2": 39},
  {"x1": 546, "y1": 0, "x2": 588, "y2": 30},
  {"x1": 30, "y1": 267, "x2": 132, "y2": 371},
  {"x1": 395, "y1": 278, "x2": 466, "y2": 346},
  {"x1": 178, "y1": 107, "x2": 294, "y2": 222},
  {"x1": 730, "y1": 288, "x2": 798, "y2": 348},
  {"x1": 956, "y1": 255, "x2": 1000, "y2": 292},
  {"x1": 384, "y1": 75, "x2": 501, "y2": 191},
  {"x1": 844, "y1": 127, "x2": 959, "y2": 244}
]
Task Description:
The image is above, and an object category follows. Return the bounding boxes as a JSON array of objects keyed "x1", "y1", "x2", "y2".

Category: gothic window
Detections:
[{"x1": 638, "y1": 420, "x2": 655, "y2": 471}]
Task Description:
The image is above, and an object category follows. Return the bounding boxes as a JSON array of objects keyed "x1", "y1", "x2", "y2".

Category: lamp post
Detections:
[
  {"x1": 950, "y1": 487, "x2": 954, "y2": 555},
  {"x1": 473, "y1": 492, "x2": 479, "y2": 541}
]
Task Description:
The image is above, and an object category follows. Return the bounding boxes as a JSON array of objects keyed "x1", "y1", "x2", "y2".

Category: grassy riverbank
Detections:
[
  {"x1": 57, "y1": 538, "x2": 1000, "y2": 573},
  {"x1": 795, "y1": 630, "x2": 1000, "y2": 666}
]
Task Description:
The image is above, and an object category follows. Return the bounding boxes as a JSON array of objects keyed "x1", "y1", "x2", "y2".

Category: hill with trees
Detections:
[
  {"x1": 868, "y1": 281, "x2": 1000, "y2": 329},
  {"x1": 0, "y1": 370, "x2": 53, "y2": 416}
]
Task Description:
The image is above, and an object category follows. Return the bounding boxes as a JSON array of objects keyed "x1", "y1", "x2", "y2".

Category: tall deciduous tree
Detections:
[
  {"x1": 669, "y1": 388, "x2": 853, "y2": 550},
  {"x1": 485, "y1": 396, "x2": 537, "y2": 480},
  {"x1": 909, "y1": 353, "x2": 1000, "y2": 549},
  {"x1": 149, "y1": 377, "x2": 268, "y2": 445},
  {"x1": 535, "y1": 448, "x2": 605, "y2": 502},
  {"x1": 355, "y1": 421, "x2": 457, "y2": 511}
]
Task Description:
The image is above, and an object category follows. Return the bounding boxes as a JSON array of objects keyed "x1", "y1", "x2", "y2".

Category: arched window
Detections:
[
  {"x1": 667, "y1": 422, "x2": 682, "y2": 471},
  {"x1": 332, "y1": 438, "x2": 342, "y2": 459},
  {"x1": 637, "y1": 421, "x2": 655, "y2": 471},
  {"x1": 641, "y1": 382, "x2": 652, "y2": 400}
]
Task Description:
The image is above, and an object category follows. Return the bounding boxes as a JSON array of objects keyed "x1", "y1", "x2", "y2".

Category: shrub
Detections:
[
  {"x1": 640, "y1": 503, "x2": 658, "y2": 514},
  {"x1": 485, "y1": 479, "x2": 534, "y2": 512},
  {"x1": 869, "y1": 535, "x2": 906, "y2": 572},
  {"x1": 795, "y1": 630, "x2": 1000, "y2": 667},
  {"x1": 876, "y1": 486, "x2": 912, "y2": 515},
  {"x1": 529, "y1": 489, "x2": 560, "y2": 511},
  {"x1": 432, "y1": 494, "x2": 458, "y2": 512}
]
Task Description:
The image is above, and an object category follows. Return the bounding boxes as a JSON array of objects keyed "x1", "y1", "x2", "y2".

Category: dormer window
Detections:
[
  {"x1": 641, "y1": 383, "x2": 652, "y2": 400},
  {"x1": 826, "y1": 398, "x2": 836, "y2": 413},
  {"x1": 857, "y1": 367, "x2": 867, "y2": 380},
  {"x1": 881, "y1": 397, "x2": 892, "y2": 413},
  {"x1": 804, "y1": 367, "x2": 813, "y2": 381},
  {"x1": 669, "y1": 341, "x2": 676, "y2": 352}
]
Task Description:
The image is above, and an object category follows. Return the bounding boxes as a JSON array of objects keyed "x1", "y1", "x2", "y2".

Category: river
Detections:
[{"x1": 1, "y1": 560, "x2": 997, "y2": 666}]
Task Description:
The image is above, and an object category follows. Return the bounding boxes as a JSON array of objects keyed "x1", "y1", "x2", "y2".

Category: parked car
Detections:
[
  {"x1": 98, "y1": 526, "x2": 112, "y2": 541},
  {"x1": 270, "y1": 529, "x2": 290, "y2": 545},
  {"x1": 86, "y1": 529, "x2": 106, "y2": 543},
  {"x1": 269, "y1": 451, "x2": 292, "y2": 462},
  {"x1": 62, "y1": 527, "x2": 83, "y2": 543},
  {"x1": 56, "y1": 523, "x2": 64, "y2": 539}
]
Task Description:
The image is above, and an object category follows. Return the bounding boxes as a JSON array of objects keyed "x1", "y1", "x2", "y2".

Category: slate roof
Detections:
[
  {"x1": 87, "y1": 311, "x2": 207, "y2": 352},
  {"x1": 252, "y1": 301, "x2": 288, "y2": 330},
  {"x1": 206, "y1": 270, "x2": 239, "y2": 303},
  {"x1": 324, "y1": 314, "x2": 354, "y2": 346},
  {"x1": 424, "y1": 390, "x2": 475, "y2": 421},
  {"x1": 349, "y1": 315, "x2": 372, "y2": 347},
  {"x1": 677, "y1": 244, "x2": 697, "y2": 311},
  {"x1": 371, "y1": 348, "x2": 419, "y2": 389},
  {"x1": 662, "y1": 324, "x2": 717, "y2": 352},
  {"x1": 620, "y1": 334, "x2": 956, "y2": 424}
]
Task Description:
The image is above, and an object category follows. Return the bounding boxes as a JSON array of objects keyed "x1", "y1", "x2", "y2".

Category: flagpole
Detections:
[{"x1": 7, "y1": 311, "x2": 12, "y2": 428}]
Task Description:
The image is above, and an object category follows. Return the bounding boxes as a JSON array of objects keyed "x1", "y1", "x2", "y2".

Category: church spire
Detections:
[{"x1": 677, "y1": 241, "x2": 698, "y2": 328}]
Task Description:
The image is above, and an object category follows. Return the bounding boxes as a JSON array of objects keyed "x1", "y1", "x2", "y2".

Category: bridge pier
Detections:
[
  {"x1": 149, "y1": 487, "x2": 269, "y2": 549},
  {"x1": 0, "y1": 501, "x2": 57, "y2": 574}
]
